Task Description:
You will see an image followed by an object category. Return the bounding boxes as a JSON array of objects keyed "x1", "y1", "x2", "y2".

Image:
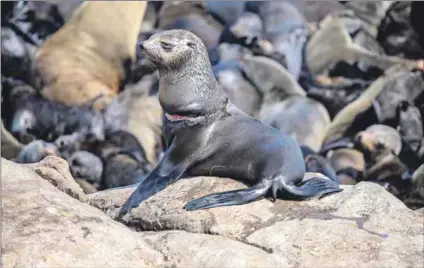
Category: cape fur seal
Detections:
[
  {"x1": 118, "y1": 30, "x2": 342, "y2": 216},
  {"x1": 8, "y1": 85, "x2": 105, "y2": 144},
  {"x1": 33, "y1": 1, "x2": 147, "y2": 110}
]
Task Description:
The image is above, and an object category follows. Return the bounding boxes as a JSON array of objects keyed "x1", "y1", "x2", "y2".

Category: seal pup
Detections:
[
  {"x1": 240, "y1": 55, "x2": 306, "y2": 108},
  {"x1": 374, "y1": 69, "x2": 424, "y2": 124},
  {"x1": 13, "y1": 140, "x2": 59, "y2": 164},
  {"x1": 303, "y1": 153, "x2": 340, "y2": 183},
  {"x1": 212, "y1": 43, "x2": 262, "y2": 116},
  {"x1": 215, "y1": 68, "x2": 261, "y2": 117},
  {"x1": 306, "y1": 14, "x2": 421, "y2": 76},
  {"x1": 355, "y1": 124, "x2": 403, "y2": 157},
  {"x1": 80, "y1": 130, "x2": 152, "y2": 189},
  {"x1": 247, "y1": 1, "x2": 308, "y2": 80},
  {"x1": 377, "y1": 2, "x2": 424, "y2": 60},
  {"x1": 118, "y1": 30, "x2": 342, "y2": 216},
  {"x1": 328, "y1": 148, "x2": 365, "y2": 184},
  {"x1": 324, "y1": 64, "x2": 417, "y2": 144},
  {"x1": 305, "y1": 77, "x2": 370, "y2": 118},
  {"x1": 158, "y1": 1, "x2": 223, "y2": 50},
  {"x1": 67, "y1": 150, "x2": 103, "y2": 188},
  {"x1": 355, "y1": 124, "x2": 407, "y2": 182},
  {"x1": 2, "y1": 1, "x2": 65, "y2": 46},
  {"x1": 204, "y1": 1, "x2": 246, "y2": 26},
  {"x1": 218, "y1": 12, "x2": 279, "y2": 63},
  {"x1": 103, "y1": 77, "x2": 164, "y2": 165},
  {"x1": 8, "y1": 86, "x2": 105, "y2": 143},
  {"x1": 102, "y1": 153, "x2": 150, "y2": 190},
  {"x1": 259, "y1": 95, "x2": 331, "y2": 152},
  {"x1": 1, "y1": 27, "x2": 31, "y2": 80}
]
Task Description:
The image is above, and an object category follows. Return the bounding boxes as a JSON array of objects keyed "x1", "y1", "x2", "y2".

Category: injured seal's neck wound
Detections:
[{"x1": 140, "y1": 29, "x2": 228, "y2": 116}]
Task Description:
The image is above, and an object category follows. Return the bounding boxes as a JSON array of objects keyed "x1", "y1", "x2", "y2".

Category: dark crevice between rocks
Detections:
[
  {"x1": 237, "y1": 239, "x2": 274, "y2": 254},
  {"x1": 111, "y1": 207, "x2": 276, "y2": 255},
  {"x1": 120, "y1": 214, "x2": 276, "y2": 255}
]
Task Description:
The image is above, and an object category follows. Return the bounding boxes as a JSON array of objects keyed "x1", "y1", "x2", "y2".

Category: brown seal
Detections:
[{"x1": 33, "y1": 1, "x2": 147, "y2": 110}]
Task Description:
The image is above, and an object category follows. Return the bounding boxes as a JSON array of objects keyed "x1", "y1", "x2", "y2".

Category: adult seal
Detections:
[{"x1": 118, "y1": 30, "x2": 342, "y2": 217}]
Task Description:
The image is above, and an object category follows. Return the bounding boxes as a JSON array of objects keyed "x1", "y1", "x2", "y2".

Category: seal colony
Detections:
[{"x1": 118, "y1": 29, "x2": 342, "y2": 217}]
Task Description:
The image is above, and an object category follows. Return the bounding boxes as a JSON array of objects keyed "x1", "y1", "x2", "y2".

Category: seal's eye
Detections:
[
  {"x1": 160, "y1": 41, "x2": 174, "y2": 51},
  {"x1": 187, "y1": 42, "x2": 196, "y2": 49}
]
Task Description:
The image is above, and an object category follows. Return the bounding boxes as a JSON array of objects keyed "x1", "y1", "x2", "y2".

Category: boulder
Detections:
[
  {"x1": 142, "y1": 231, "x2": 285, "y2": 267},
  {"x1": 1, "y1": 158, "x2": 163, "y2": 267},
  {"x1": 91, "y1": 176, "x2": 424, "y2": 268},
  {"x1": 1, "y1": 158, "x2": 290, "y2": 267},
  {"x1": 25, "y1": 156, "x2": 88, "y2": 202}
]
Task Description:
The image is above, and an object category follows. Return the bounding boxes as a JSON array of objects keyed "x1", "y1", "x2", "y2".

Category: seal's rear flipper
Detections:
[
  {"x1": 282, "y1": 178, "x2": 343, "y2": 200},
  {"x1": 183, "y1": 182, "x2": 270, "y2": 211}
]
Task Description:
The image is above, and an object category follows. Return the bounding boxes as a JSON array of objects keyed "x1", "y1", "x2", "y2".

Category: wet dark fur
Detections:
[
  {"x1": 118, "y1": 30, "x2": 342, "y2": 217},
  {"x1": 8, "y1": 88, "x2": 104, "y2": 143}
]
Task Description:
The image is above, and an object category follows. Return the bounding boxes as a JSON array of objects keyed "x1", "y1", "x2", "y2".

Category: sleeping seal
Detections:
[{"x1": 118, "y1": 30, "x2": 342, "y2": 216}]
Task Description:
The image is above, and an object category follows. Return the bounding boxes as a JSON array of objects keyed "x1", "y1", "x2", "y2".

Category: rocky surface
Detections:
[
  {"x1": 25, "y1": 156, "x2": 88, "y2": 202},
  {"x1": 2, "y1": 158, "x2": 163, "y2": 267},
  {"x1": 90, "y1": 175, "x2": 424, "y2": 268},
  {"x1": 2, "y1": 156, "x2": 424, "y2": 267},
  {"x1": 2, "y1": 1, "x2": 424, "y2": 267},
  {"x1": 141, "y1": 231, "x2": 284, "y2": 267},
  {"x1": 1, "y1": 157, "x2": 284, "y2": 267}
]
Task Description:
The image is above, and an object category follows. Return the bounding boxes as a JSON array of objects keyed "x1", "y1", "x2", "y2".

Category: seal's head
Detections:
[
  {"x1": 139, "y1": 29, "x2": 209, "y2": 71},
  {"x1": 14, "y1": 140, "x2": 60, "y2": 164},
  {"x1": 68, "y1": 151, "x2": 103, "y2": 185},
  {"x1": 11, "y1": 109, "x2": 37, "y2": 143}
]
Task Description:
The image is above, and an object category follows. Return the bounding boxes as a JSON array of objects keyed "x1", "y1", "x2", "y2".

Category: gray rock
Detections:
[
  {"x1": 1, "y1": 158, "x2": 164, "y2": 267},
  {"x1": 90, "y1": 176, "x2": 424, "y2": 268},
  {"x1": 25, "y1": 156, "x2": 88, "y2": 202},
  {"x1": 75, "y1": 178, "x2": 98, "y2": 194},
  {"x1": 142, "y1": 231, "x2": 285, "y2": 267},
  {"x1": 2, "y1": 157, "x2": 293, "y2": 267}
]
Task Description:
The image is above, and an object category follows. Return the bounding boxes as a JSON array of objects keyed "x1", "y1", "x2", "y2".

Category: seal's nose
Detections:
[{"x1": 139, "y1": 42, "x2": 145, "y2": 50}]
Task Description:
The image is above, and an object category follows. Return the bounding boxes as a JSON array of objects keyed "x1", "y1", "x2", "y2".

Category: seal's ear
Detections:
[{"x1": 187, "y1": 42, "x2": 196, "y2": 49}]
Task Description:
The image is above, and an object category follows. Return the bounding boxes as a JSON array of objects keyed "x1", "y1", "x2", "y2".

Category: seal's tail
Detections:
[{"x1": 282, "y1": 177, "x2": 343, "y2": 199}]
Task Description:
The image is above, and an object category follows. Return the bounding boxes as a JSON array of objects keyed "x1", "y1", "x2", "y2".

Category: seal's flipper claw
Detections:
[{"x1": 183, "y1": 183, "x2": 270, "y2": 211}]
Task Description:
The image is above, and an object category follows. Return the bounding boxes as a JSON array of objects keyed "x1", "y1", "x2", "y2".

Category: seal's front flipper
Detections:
[
  {"x1": 183, "y1": 182, "x2": 270, "y2": 211},
  {"x1": 117, "y1": 149, "x2": 189, "y2": 218},
  {"x1": 282, "y1": 177, "x2": 343, "y2": 200}
]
